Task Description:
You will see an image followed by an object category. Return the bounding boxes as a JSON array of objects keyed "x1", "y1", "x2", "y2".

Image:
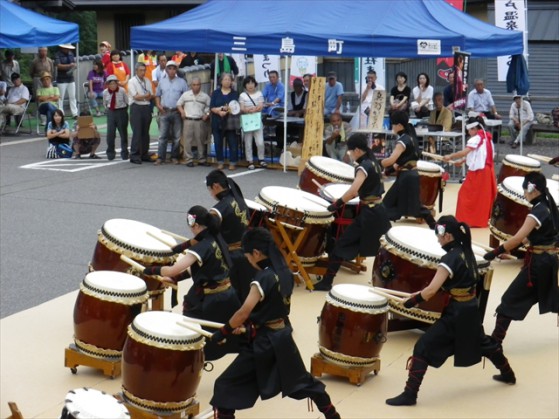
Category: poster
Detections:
[
  {"x1": 289, "y1": 56, "x2": 317, "y2": 87},
  {"x1": 253, "y1": 54, "x2": 280, "y2": 84},
  {"x1": 452, "y1": 51, "x2": 470, "y2": 110}
]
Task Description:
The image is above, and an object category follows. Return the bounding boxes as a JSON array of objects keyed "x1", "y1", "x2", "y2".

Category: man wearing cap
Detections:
[
  {"x1": 1, "y1": 50, "x2": 20, "y2": 88},
  {"x1": 128, "y1": 62, "x2": 154, "y2": 164},
  {"x1": 103, "y1": 74, "x2": 129, "y2": 160},
  {"x1": 262, "y1": 70, "x2": 285, "y2": 117},
  {"x1": 30, "y1": 47, "x2": 55, "y2": 97},
  {"x1": 324, "y1": 71, "x2": 344, "y2": 117},
  {"x1": 0, "y1": 73, "x2": 30, "y2": 131},
  {"x1": 99, "y1": 41, "x2": 112, "y2": 67},
  {"x1": 36, "y1": 72, "x2": 60, "y2": 128},
  {"x1": 507, "y1": 95, "x2": 534, "y2": 149},
  {"x1": 154, "y1": 60, "x2": 188, "y2": 165},
  {"x1": 55, "y1": 44, "x2": 78, "y2": 118}
]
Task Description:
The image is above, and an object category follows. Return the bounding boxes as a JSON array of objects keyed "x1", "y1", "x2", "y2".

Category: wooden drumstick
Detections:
[
  {"x1": 371, "y1": 286, "x2": 412, "y2": 298},
  {"x1": 146, "y1": 230, "x2": 175, "y2": 248},
  {"x1": 177, "y1": 320, "x2": 246, "y2": 337},
  {"x1": 119, "y1": 254, "x2": 178, "y2": 290},
  {"x1": 472, "y1": 241, "x2": 516, "y2": 260},
  {"x1": 176, "y1": 321, "x2": 214, "y2": 338},
  {"x1": 182, "y1": 316, "x2": 224, "y2": 329},
  {"x1": 303, "y1": 195, "x2": 329, "y2": 208},
  {"x1": 369, "y1": 288, "x2": 405, "y2": 302},
  {"x1": 527, "y1": 153, "x2": 552, "y2": 163},
  {"x1": 311, "y1": 178, "x2": 335, "y2": 200},
  {"x1": 422, "y1": 151, "x2": 461, "y2": 165},
  {"x1": 160, "y1": 229, "x2": 189, "y2": 242}
]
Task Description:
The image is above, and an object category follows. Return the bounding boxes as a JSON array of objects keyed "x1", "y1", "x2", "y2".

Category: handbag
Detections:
[
  {"x1": 240, "y1": 93, "x2": 263, "y2": 132},
  {"x1": 56, "y1": 143, "x2": 73, "y2": 158}
]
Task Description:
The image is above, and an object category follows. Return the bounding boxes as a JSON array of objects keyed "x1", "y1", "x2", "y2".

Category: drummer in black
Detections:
[
  {"x1": 143, "y1": 205, "x2": 241, "y2": 361},
  {"x1": 484, "y1": 172, "x2": 559, "y2": 346},
  {"x1": 314, "y1": 133, "x2": 391, "y2": 291},
  {"x1": 210, "y1": 228, "x2": 340, "y2": 419},
  {"x1": 380, "y1": 110, "x2": 436, "y2": 229},
  {"x1": 386, "y1": 215, "x2": 515, "y2": 407}
]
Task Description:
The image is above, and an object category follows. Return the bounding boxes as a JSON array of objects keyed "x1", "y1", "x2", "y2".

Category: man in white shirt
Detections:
[
  {"x1": 0, "y1": 73, "x2": 29, "y2": 131},
  {"x1": 151, "y1": 53, "x2": 168, "y2": 89},
  {"x1": 507, "y1": 95, "x2": 534, "y2": 149},
  {"x1": 128, "y1": 62, "x2": 154, "y2": 164},
  {"x1": 358, "y1": 70, "x2": 385, "y2": 128},
  {"x1": 467, "y1": 79, "x2": 500, "y2": 120}
]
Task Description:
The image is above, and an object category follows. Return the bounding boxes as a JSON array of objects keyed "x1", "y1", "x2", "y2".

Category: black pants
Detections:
[
  {"x1": 106, "y1": 108, "x2": 129, "y2": 160},
  {"x1": 130, "y1": 103, "x2": 152, "y2": 160}
]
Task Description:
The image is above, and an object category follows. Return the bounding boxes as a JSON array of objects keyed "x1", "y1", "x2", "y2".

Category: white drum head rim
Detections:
[
  {"x1": 84, "y1": 271, "x2": 147, "y2": 295},
  {"x1": 321, "y1": 183, "x2": 360, "y2": 205},
  {"x1": 131, "y1": 311, "x2": 202, "y2": 343},
  {"x1": 326, "y1": 283, "x2": 388, "y2": 314},
  {"x1": 504, "y1": 154, "x2": 541, "y2": 168},
  {"x1": 500, "y1": 176, "x2": 528, "y2": 204},
  {"x1": 308, "y1": 156, "x2": 355, "y2": 182},
  {"x1": 417, "y1": 160, "x2": 443, "y2": 173},
  {"x1": 64, "y1": 388, "x2": 130, "y2": 418},
  {"x1": 245, "y1": 198, "x2": 267, "y2": 211}
]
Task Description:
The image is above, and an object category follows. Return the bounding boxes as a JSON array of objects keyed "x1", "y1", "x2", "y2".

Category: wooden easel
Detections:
[
  {"x1": 114, "y1": 393, "x2": 200, "y2": 419},
  {"x1": 64, "y1": 344, "x2": 121, "y2": 378},
  {"x1": 310, "y1": 353, "x2": 380, "y2": 386}
]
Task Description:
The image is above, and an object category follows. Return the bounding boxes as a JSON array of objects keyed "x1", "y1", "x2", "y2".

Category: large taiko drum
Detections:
[
  {"x1": 318, "y1": 284, "x2": 388, "y2": 367},
  {"x1": 256, "y1": 186, "x2": 333, "y2": 266},
  {"x1": 417, "y1": 160, "x2": 444, "y2": 209},
  {"x1": 122, "y1": 311, "x2": 205, "y2": 413},
  {"x1": 245, "y1": 198, "x2": 268, "y2": 229},
  {"x1": 299, "y1": 156, "x2": 355, "y2": 196},
  {"x1": 73, "y1": 271, "x2": 148, "y2": 359},
  {"x1": 90, "y1": 219, "x2": 179, "y2": 296},
  {"x1": 497, "y1": 154, "x2": 541, "y2": 183},
  {"x1": 372, "y1": 226, "x2": 492, "y2": 324},
  {"x1": 319, "y1": 183, "x2": 360, "y2": 239},
  {"x1": 61, "y1": 388, "x2": 130, "y2": 418}
]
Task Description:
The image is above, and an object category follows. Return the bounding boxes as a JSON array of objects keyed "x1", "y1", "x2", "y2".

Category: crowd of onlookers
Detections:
[{"x1": 0, "y1": 45, "x2": 538, "y2": 163}]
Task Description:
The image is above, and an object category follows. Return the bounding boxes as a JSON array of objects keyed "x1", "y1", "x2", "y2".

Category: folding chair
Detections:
[{"x1": 14, "y1": 96, "x2": 33, "y2": 134}]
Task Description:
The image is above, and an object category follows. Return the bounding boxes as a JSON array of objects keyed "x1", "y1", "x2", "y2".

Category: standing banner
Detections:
[
  {"x1": 231, "y1": 54, "x2": 246, "y2": 77},
  {"x1": 367, "y1": 90, "x2": 387, "y2": 130},
  {"x1": 253, "y1": 54, "x2": 280, "y2": 84},
  {"x1": 495, "y1": 0, "x2": 527, "y2": 81},
  {"x1": 452, "y1": 51, "x2": 470, "y2": 110},
  {"x1": 301, "y1": 77, "x2": 325, "y2": 161},
  {"x1": 355, "y1": 57, "x2": 385, "y2": 93},
  {"x1": 289, "y1": 56, "x2": 316, "y2": 87}
]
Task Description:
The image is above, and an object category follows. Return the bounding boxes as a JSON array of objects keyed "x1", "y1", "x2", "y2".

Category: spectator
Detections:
[
  {"x1": 262, "y1": 70, "x2": 285, "y2": 117},
  {"x1": 0, "y1": 73, "x2": 30, "y2": 132},
  {"x1": 171, "y1": 51, "x2": 186, "y2": 65},
  {"x1": 324, "y1": 71, "x2": 344, "y2": 116},
  {"x1": 0, "y1": 80, "x2": 6, "y2": 102},
  {"x1": 99, "y1": 41, "x2": 112, "y2": 67},
  {"x1": 180, "y1": 52, "x2": 205, "y2": 68},
  {"x1": 36, "y1": 71, "x2": 60, "y2": 129},
  {"x1": 154, "y1": 60, "x2": 188, "y2": 165},
  {"x1": 55, "y1": 44, "x2": 78, "y2": 118},
  {"x1": 103, "y1": 75, "x2": 129, "y2": 161},
  {"x1": 210, "y1": 53, "x2": 239, "y2": 81},
  {"x1": 29, "y1": 47, "x2": 54, "y2": 98},
  {"x1": 239, "y1": 75, "x2": 266, "y2": 170},
  {"x1": 106, "y1": 50, "x2": 131, "y2": 91},
  {"x1": 389, "y1": 71, "x2": 411, "y2": 115},
  {"x1": 1, "y1": 50, "x2": 20, "y2": 88},
  {"x1": 507, "y1": 95, "x2": 534, "y2": 149},
  {"x1": 151, "y1": 53, "x2": 168, "y2": 89},
  {"x1": 137, "y1": 50, "x2": 157, "y2": 91},
  {"x1": 45, "y1": 109, "x2": 70, "y2": 158},
  {"x1": 128, "y1": 62, "x2": 154, "y2": 164},
  {"x1": 426, "y1": 92, "x2": 454, "y2": 153},
  {"x1": 359, "y1": 70, "x2": 384, "y2": 127},
  {"x1": 411, "y1": 72, "x2": 434, "y2": 118},
  {"x1": 467, "y1": 79, "x2": 501, "y2": 143},
  {"x1": 443, "y1": 71, "x2": 455, "y2": 109},
  {"x1": 210, "y1": 72, "x2": 240, "y2": 170},
  {"x1": 323, "y1": 113, "x2": 352, "y2": 162},
  {"x1": 303, "y1": 73, "x2": 313, "y2": 91},
  {"x1": 71, "y1": 112, "x2": 101, "y2": 159},
  {"x1": 177, "y1": 76, "x2": 211, "y2": 167},
  {"x1": 287, "y1": 77, "x2": 307, "y2": 118},
  {"x1": 87, "y1": 60, "x2": 107, "y2": 116}
]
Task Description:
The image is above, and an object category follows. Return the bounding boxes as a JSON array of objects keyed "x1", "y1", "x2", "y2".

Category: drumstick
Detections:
[
  {"x1": 160, "y1": 229, "x2": 189, "y2": 242},
  {"x1": 146, "y1": 230, "x2": 175, "y2": 248},
  {"x1": 311, "y1": 178, "x2": 336, "y2": 200},
  {"x1": 369, "y1": 288, "x2": 405, "y2": 302},
  {"x1": 422, "y1": 151, "x2": 461, "y2": 165},
  {"x1": 302, "y1": 195, "x2": 329, "y2": 208},
  {"x1": 182, "y1": 316, "x2": 224, "y2": 329},
  {"x1": 176, "y1": 321, "x2": 214, "y2": 338},
  {"x1": 471, "y1": 241, "x2": 515, "y2": 260},
  {"x1": 372, "y1": 286, "x2": 412, "y2": 298},
  {"x1": 119, "y1": 255, "x2": 178, "y2": 290},
  {"x1": 527, "y1": 153, "x2": 551, "y2": 163}
]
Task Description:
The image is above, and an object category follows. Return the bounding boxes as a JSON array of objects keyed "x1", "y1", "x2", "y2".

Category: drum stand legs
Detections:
[
  {"x1": 114, "y1": 393, "x2": 200, "y2": 419},
  {"x1": 310, "y1": 353, "x2": 380, "y2": 386},
  {"x1": 64, "y1": 344, "x2": 121, "y2": 379}
]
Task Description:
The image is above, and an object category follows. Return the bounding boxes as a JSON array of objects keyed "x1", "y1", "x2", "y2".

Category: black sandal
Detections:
[{"x1": 89, "y1": 154, "x2": 101, "y2": 159}]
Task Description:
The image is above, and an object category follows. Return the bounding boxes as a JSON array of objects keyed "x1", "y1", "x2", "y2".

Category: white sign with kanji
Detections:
[
  {"x1": 253, "y1": 55, "x2": 281, "y2": 84},
  {"x1": 495, "y1": 0, "x2": 527, "y2": 81}
]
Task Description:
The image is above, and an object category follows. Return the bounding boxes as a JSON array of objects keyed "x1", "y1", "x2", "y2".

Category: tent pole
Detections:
[
  {"x1": 358, "y1": 57, "x2": 363, "y2": 129},
  {"x1": 76, "y1": 43, "x2": 80, "y2": 114},
  {"x1": 519, "y1": 98, "x2": 523, "y2": 156},
  {"x1": 283, "y1": 56, "x2": 289, "y2": 173}
]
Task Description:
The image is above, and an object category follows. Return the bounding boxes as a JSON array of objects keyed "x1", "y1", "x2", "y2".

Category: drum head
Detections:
[
  {"x1": 330, "y1": 283, "x2": 388, "y2": 309},
  {"x1": 417, "y1": 160, "x2": 443, "y2": 173},
  {"x1": 308, "y1": 156, "x2": 355, "y2": 183},
  {"x1": 63, "y1": 388, "x2": 130, "y2": 418},
  {"x1": 101, "y1": 219, "x2": 178, "y2": 255},
  {"x1": 501, "y1": 176, "x2": 527, "y2": 202},
  {"x1": 256, "y1": 186, "x2": 333, "y2": 224},
  {"x1": 84, "y1": 271, "x2": 147, "y2": 295},
  {"x1": 245, "y1": 198, "x2": 267, "y2": 212},
  {"x1": 321, "y1": 183, "x2": 360, "y2": 205},
  {"x1": 546, "y1": 179, "x2": 559, "y2": 205},
  {"x1": 132, "y1": 311, "x2": 202, "y2": 342},
  {"x1": 504, "y1": 154, "x2": 541, "y2": 168}
]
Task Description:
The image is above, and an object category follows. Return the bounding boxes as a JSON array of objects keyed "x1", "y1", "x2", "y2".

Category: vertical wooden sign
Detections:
[
  {"x1": 301, "y1": 77, "x2": 325, "y2": 161},
  {"x1": 367, "y1": 90, "x2": 387, "y2": 130}
]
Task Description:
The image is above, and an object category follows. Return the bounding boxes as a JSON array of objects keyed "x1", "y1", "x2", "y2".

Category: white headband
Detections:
[{"x1": 466, "y1": 122, "x2": 480, "y2": 130}]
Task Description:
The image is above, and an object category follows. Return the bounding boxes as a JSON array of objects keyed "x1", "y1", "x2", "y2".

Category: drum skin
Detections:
[
  {"x1": 73, "y1": 292, "x2": 143, "y2": 352},
  {"x1": 490, "y1": 189, "x2": 530, "y2": 237},
  {"x1": 319, "y1": 303, "x2": 387, "y2": 360},
  {"x1": 122, "y1": 337, "x2": 204, "y2": 405}
]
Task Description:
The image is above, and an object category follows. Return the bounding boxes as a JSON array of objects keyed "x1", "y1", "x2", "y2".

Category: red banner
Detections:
[{"x1": 444, "y1": 0, "x2": 464, "y2": 11}]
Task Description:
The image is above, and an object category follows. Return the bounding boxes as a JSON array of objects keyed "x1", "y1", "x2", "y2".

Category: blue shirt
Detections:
[
  {"x1": 262, "y1": 81, "x2": 285, "y2": 115},
  {"x1": 324, "y1": 81, "x2": 344, "y2": 115},
  {"x1": 156, "y1": 76, "x2": 188, "y2": 108}
]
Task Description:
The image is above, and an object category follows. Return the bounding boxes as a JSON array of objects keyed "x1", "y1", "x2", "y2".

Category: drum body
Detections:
[
  {"x1": 73, "y1": 271, "x2": 148, "y2": 359},
  {"x1": 318, "y1": 284, "x2": 388, "y2": 367},
  {"x1": 256, "y1": 186, "x2": 333, "y2": 266},
  {"x1": 90, "y1": 219, "x2": 178, "y2": 294},
  {"x1": 245, "y1": 199, "x2": 268, "y2": 229},
  {"x1": 497, "y1": 154, "x2": 541, "y2": 183},
  {"x1": 372, "y1": 226, "x2": 492, "y2": 324},
  {"x1": 417, "y1": 160, "x2": 443, "y2": 209},
  {"x1": 122, "y1": 311, "x2": 205, "y2": 412},
  {"x1": 299, "y1": 156, "x2": 355, "y2": 196},
  {"x1": 61, "y1": 388, "x2": 130, "y2": 418},
  {"x1": 490, "y1": 176, "x2": 531, "y2": 242},
  {"x1": 320, "y1": 183, "x2": 360, "y2": 239}
]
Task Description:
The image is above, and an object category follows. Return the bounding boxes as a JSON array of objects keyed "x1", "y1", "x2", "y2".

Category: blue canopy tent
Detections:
[{"x1": 0, "y1": 0, "x2": 79, "y2": 47}]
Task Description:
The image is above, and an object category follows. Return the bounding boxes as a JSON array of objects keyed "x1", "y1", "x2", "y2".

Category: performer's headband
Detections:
[
  {"x1": 435, "y1": 224, "x2": 446, "y2": 236},
  {"x1": 466, "y1": 122, "x2": 480, "y2": 130}
]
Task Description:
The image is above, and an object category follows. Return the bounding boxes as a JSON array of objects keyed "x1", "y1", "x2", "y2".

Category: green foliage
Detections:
[{"x1": 50, "y1": 11, "x2": 98, "y2": 55}]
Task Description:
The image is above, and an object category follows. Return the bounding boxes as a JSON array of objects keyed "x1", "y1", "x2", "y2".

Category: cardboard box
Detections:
[{"x1": 76, "y1": 116, "x2": 96, "y2": 139}]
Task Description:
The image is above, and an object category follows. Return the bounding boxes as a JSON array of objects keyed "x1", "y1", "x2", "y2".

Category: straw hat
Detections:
[
  {"x1": 59, "y1": 44, "x2": 75, "y2": 50},
  {"x1": 99, "y1": 41, "x2": 112, "y2": 49},
  {"x1": 40, "y1": 71, "x2": 52, "y2": 80}
]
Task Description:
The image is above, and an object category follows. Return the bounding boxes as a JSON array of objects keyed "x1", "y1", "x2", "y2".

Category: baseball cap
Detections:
[
  {"x1": 327, "y1": 71, "x2": 337, "y2": 79},
  {"x1": 166, "y1": 60, "x2": 178, "y2": 68},
  {"x1": 106, "y1": 75, "x2": 118, "y2": 82}
]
